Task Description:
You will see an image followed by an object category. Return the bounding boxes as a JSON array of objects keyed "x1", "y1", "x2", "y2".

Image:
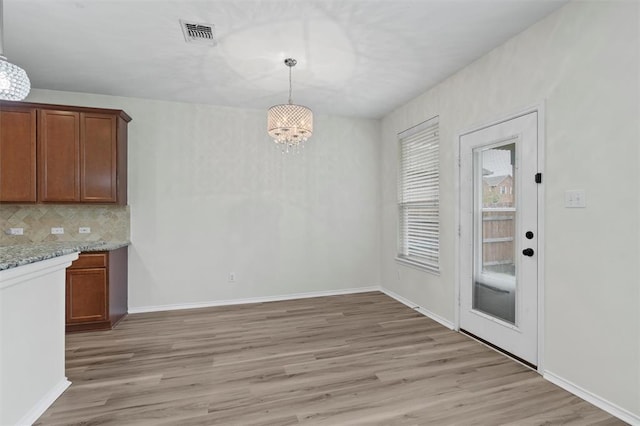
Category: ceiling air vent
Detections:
[{"x1": 180, "y1": 20, "x2": 217, "y2": 46}]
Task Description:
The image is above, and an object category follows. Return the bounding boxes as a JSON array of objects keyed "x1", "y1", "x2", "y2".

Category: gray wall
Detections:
[
  {"x1": 27, "y1": 89, "x2": 382, "y2": 309},
  {"x1": 380, "y1": 0, "x2": 639, "y2": 416}
]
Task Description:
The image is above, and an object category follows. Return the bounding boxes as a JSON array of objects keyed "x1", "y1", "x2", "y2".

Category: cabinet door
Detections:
[
  {"x1": 66, "y1": 268, "x2": 108, "y2": 323},
  {"x1": 0, "y1": 107, "x2": 36, "y2": 202},
  {"x1": 81, "y1": 113, "x2": 117, "y2": 202},
  {"x1": 38, "y1": 110, "x2": 80, "y2": 202}
]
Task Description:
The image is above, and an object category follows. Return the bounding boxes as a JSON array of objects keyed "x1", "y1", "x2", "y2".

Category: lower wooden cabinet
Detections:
[
  {"x1": 67, "y1": 267, "x2": 108, "y2": 323},
  {"x1": 65, "y1": 246, "x2": 128, "y2": 332}
]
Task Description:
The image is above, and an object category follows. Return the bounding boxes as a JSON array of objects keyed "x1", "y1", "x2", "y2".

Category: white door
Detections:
[{"x1": 459, "y1": 112, "x2": 539, "y2": 366}]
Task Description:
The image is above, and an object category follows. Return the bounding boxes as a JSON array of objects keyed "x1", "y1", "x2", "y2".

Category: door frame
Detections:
[{"x1": 454, "y1": 102, "x2": 546, "y2": 372}]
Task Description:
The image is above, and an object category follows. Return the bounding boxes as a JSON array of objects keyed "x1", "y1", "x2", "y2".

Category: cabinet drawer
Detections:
[{"x1": 69, "y1": 252, "x2": 107, "y2": 269}]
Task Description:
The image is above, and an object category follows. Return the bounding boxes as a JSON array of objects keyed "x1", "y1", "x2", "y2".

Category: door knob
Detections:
[{"x1": 522, "y1": 248, "x2": 535, "y2": 257}]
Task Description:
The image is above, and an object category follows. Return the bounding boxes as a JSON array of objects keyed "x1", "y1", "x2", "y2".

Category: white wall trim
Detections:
[
  {"x1": 381, "y1": 287, "x2": 455, "y2": 330},
  {"x1": 17, "y1": 378, "x2": 71, "y2": 426},
  {"x1": 128, "y1": 286, "x2": 382, "y2": 314},
  {"x1": 454, "y1": 127, "x2": 462, "y2": 331},
  {"x1": 535, "y1": 101, "x2": 546, "y2": 374},
  {"x1": 544, "y1": 371, "x2": 640, "y2": 426}
]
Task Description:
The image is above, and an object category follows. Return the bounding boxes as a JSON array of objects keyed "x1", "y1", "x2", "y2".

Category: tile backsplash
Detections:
[{"x1": 0, "y1": 205, "x2": 130, "y2": 244}]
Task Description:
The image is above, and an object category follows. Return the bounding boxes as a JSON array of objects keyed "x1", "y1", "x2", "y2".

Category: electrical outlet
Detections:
[
  {"x1": 51, "y1": 227, "x2": 64, "y2": 235},
  {"x1": 5, "y1": 228, "x2": 24, "y2": 235},
  {"x1": 79, "y1": 227, "x2": 91, "y2": 234},
  {"x1": 228, "y1": 272, "x2": 236, "y2": 283}
]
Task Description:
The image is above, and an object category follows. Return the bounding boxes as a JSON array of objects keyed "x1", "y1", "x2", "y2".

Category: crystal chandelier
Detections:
[
  {"x1": 267, "y1": 58, "x2": 313, "y2": 151},
  {"x1": 0, "y1": 0, "x2": 30, "y2": 101}
]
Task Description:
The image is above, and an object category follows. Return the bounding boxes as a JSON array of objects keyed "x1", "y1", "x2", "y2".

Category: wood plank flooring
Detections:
[{"x1": 36, "y1": 292, "x2": 624, "y2": 425}]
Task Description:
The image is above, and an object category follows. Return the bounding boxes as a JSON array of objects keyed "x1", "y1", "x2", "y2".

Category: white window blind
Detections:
[{"x1": 397, "y1": 116, "x2": 439, "y2": 272}]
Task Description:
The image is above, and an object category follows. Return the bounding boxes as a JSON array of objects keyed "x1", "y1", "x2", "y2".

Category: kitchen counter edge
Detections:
[{"x1": 0, "y1": 241, "x2": 131, "y2": 271}]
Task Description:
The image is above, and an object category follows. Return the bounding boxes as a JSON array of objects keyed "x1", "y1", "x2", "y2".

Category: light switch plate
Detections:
[
  {"x1": 565, "y1": 190, "x2": 586, "y2": 208},
  {"x1": 51, "y1": 227, "x2": 64, "y2": 235}
]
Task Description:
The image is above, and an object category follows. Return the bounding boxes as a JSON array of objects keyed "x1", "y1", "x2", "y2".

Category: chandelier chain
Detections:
[{"x1": 288, "y1": 63, "x2": 292, "y2": 104}]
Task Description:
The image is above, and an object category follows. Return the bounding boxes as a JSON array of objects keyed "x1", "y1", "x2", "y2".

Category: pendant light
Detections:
[
  {"x1": 0, "y1": 0, "x2": 30, "y2": 101},
  {"x1": 267, "y1": 58, "x2": 313, "y2": 152}
]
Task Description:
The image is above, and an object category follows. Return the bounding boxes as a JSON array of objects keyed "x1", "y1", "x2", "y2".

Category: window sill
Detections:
[{"x1": 395, "y1": 257, "x2": 440, "y2": 276}]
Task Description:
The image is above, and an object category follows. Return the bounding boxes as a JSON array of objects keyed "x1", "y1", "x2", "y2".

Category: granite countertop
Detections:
[
  {"x1": 82, "y1": 241, "x2": 130, "y2": 252},
  {"x1": 0, "y1": 241, "x2": 130, "y2": 271}
]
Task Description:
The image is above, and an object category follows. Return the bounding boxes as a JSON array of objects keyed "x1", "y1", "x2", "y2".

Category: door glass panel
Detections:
[{"x1": 473, "y1": 140, "x2": 517, "y2": 324}]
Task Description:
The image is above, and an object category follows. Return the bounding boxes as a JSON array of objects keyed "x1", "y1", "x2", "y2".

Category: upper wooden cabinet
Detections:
[
  {"x1": 0, "y1": 106, "x2": 37, "y2": 202},
  {"x1": 81, "y1": 113, "x2": 118, "y2": 203},
  {"x1": 0, "y1": 101, "x2": 131, "y2": 204},
  {"x1": 38, "y1": 109, "x2": 81, "y2": 202}
]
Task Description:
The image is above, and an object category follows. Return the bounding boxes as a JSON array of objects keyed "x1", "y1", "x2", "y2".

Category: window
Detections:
[{"x1": 397, "y1": 116, "x2": 439, "y2": 272}]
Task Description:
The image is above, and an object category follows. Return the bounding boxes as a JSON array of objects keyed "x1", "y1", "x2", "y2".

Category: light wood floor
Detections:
[{"x1": 36, "y1": 292, "x2": 623, "y2": 425}]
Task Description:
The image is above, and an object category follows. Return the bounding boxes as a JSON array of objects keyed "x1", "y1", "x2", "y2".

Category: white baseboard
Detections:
[
  {"x1": 380, "y1": 287, "x2": 455, "y2": 330},
  {"x1": 18, "y1": 378, "x2": 71, "y2": 426},
  {"x1": 128, "y1": 286, "x2": 382, "y2": 314},
  {"x1": 544, "y1": 371, "x2": 639, "y2": 425}
]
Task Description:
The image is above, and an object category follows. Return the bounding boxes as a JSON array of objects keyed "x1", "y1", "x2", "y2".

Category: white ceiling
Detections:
[{"x1": 5, "y1": 0, "x2": 566, "y2": 118}]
